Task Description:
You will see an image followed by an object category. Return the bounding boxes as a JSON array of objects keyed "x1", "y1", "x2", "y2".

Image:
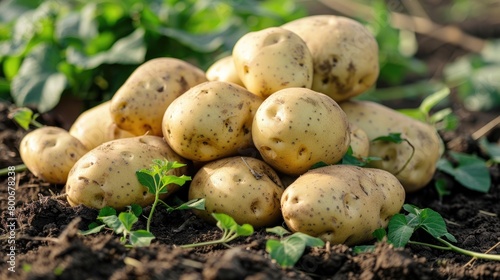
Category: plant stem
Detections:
[
  {"x1": 437, "y1": 237, "x2": 500, "y2": 261},
  {"x1": 146, "y1": 192, "x2": 160, "y2": 233},
  {"x1": 395, "y1": 139, "x2": 415, "y2": 175},
  {"x1": 0, "y1": 164, "x2": 28, "y2": 176}
]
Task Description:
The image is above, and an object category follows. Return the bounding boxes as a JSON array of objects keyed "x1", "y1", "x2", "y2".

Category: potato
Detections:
[
  {"x1": 162, "y1": 81, "x2": 263, "y2": 162},
  {"x1": 339, "y1": 100, "x2": 441, "y2": 192},
  {"x1": 281, "y1": 165, "x2": 405, "y2": 245},
  {"x1": 349, "y1": 123, "x2": 370, "y2": 159},
  {"x1": 252, "y1": 87, "x2": 350, "y2": 175},
  {"x1": 65, "y1": 135, "x2": 187, "y2": 210},
  {"x1": 110, "y1": 57, "x2": 207, "y2": 136},
  {"x1": 232, "y1": 27, "x2": 313, "y2": 98},
  {"x1": 20, "y1": 126, "x2": 89, "y2": 184},
  {"x1": 188, "y1": 156, "x2": 284, "y2": 228},
  {"x1": 69, "y1": 101, "x2": 136, "y2": 150},
  {"x1": 206, "y1": 55, "x2": 244, "y2": 87},
  {"x1": 282, "y1": 15, "x2": 379, "y2": 102}
]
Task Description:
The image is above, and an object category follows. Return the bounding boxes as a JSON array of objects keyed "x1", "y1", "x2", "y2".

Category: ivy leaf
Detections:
[
  {"x1": 437, "y1": 151, "x2": 491, "y2": 193},
  {"x1": 419, "y1": 208, "x2": 457, "y2": 243},
  {"x1": 387, "y1": 214, "x2": 414, "y2": 247}
]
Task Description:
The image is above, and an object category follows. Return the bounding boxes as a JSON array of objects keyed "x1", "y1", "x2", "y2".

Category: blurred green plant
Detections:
[{"x1": 0, "y1": 0, "x2": 306, "y2": 112}]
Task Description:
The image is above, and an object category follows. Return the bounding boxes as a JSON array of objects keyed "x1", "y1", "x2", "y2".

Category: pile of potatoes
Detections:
[{"x1": 19, "y1": 15, "x2": 442, "y2": 246}]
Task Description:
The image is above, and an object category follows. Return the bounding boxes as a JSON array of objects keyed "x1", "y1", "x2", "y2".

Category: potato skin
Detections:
[
  {"x1": 252, "y1": 87, "x2": 350, "y2": 175},
  {"x1": 20, "y1": 126, "x2": 89, "y2": 184},
  {"x1": 162, "y1": 81, "x2": 263, "y2": 162},
  {"x1": 206, "y1": 56, "x2": 244, "y2": 87},
  {"x1": 339, "y1": 100, "x2": 441, "y2": 192},
  {"x1": 188, "y1": 156, "x2": 284, "y2": 228},
  {"x1": 232, "y1": 27, "x2": 313, "y2": 98},
  {"x1": 110, "y1": 58, "x2": 207, "y2": 136},
  {"x1": 282, "y1": 15, "x2": 379, "y2": 102},
  {"x1": 69, "y1": 101, "x2": 136, "y2": 150},
  {"x1": 65, "y1": 135, "x2": 187, "y2": 210},
  {"x1": 281, "y1": 165, "x2": 405, "y2": 245},
  {"x1": 349, "y1": 123, "x2": 370, "y2": 159}
]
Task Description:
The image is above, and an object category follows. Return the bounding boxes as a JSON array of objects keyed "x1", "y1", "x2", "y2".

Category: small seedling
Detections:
[
  {"x1": 436, "y1": 151, "x2": 491, "y2": 193},
  {"x1": 80, "y1": 204, "x2": 155, "y2": 247},
  {"x1": 9, "y1": 107, "x2": 44, "y2": 130},
  {"x1": 136, "y1": 159, "x2": 193, "y2": 232},
  {"x1": 265, "y1": 226, "x2": 324, "y2": 268},
  {"x1": 180, "y1": 213, "x2": 254, "y2": 248},
  {"x1": 355, "y1": 204, "x2": 500, "y2": 261}
]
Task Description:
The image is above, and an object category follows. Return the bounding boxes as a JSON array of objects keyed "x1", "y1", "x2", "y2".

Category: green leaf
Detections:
[
  {"x1": 99, "y1": 215, "x2": 124, "y2": 234},
  {"x1": 310, "y1": 161, "x2": 328, "y2": 169},
  {"x1": 289, "y1": 232, "x2": 324, "y2": 247},
  {"x1": 373, "y1": 228, "x2": 387, "y2": 241},
  {"x1": 266, "y1": 226, "x2": 290, "y2": 238},
  {"x1": 118, "y1": 211, "x2": 138, "y2": 232},
  {"x1": 10, "y1": 107, "x2": 34, "y2": 130},
  {"x1": 479, "y1": 137, "x2": 500, "y2": 163},
  {"x1": 372, "y1": 133, "x2": 404, "y2": 144},
  {"x1": 387, "y1": 214, "x2": 414, "y2": 247},
  {"x1": 136, "y1": 171, "x2": 157, "y2": 194},
  {"x1": 353, "y1": 245, "x2": 375, "y2": 254},
  {"x1": 434, "y1": 178, "x2": 451, "y2": 201},
  {"x1": 11, "y1": 44, "x2": 67, "y2": 113},
  {"x1": 419, "y1": 208, "x2": 457, "y2": 242},
  {"x1": 55, "y1": 3, "x2": 97, "y2": 41},
  {"x1": 266, "y1": 237, "x2": 306, "y2": 268},
  {"x1": 79, "y1": 224, "x2": 105, "y2": 235},
  {"x1": 236, "y1": 223, "x2": 254, "y2": 237},
  {"x1": 437, "y1": 152, "x2": 491, "y2": 193},
  {"x1": 213, "y1": 213, "x2": 237, "y2": 231},
  {"x1": 67, "y1": 28, "x2": 146, "y2": 69},
  {"x1": 98, "y1": 206, "x2": 117, "y2": 217},
  {"x1": 173, "y1": 198, "x2": 206, "y2": 211},
  {"x1": 129, "y1": 204, "x2": 143, "y2": 217},
  {"x1": 129, "y1": 230, "x2": 155, "y2": 247}
]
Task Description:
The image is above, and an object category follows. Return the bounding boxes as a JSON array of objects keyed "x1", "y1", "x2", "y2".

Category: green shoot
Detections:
[
  {"x1": 80, "y1": 204, "x2": 154, "y2": 247},
  {"x1": 355, "y1": 204, "x2": 500, "y2": 261},
  {"x1": 397, "y1": 86, "x2": 451, "y2": 125},
  {"x1": 136, "y1": 159, "x2": 192, "y2": 232},
  {"x1": 180, "y1": 213, "x2": 254, "y2": 248},
  {"x1": 265, "y1": 226, "x2": 324, "y2": 268},
  {"x1": 436, "y1": 151, "x2": 491, "y2": 193},
  {"x1": 8, "y1": 107, "x2": 44, "y2": 130},
  {"x1": 372, "y1": 133, "x2": 415, "y2": 175},
  {"x1": 434, "y1": 178, "x2": 451, "y2": 202},
  {"x1": 340, "y1": 146, "x2": 381, "y2": 167}
]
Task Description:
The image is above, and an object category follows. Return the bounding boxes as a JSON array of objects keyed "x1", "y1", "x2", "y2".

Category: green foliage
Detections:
[
  {"x1": 436, "y1": 151, "x2": 491, "y2": 193},
  {"x1": 136, "y1": 159, "x2": 193, "y2": 232},
  {"x1": 265, "y1": 226, "x2": 324, "y2": 268},
  {"x1": 80, "y1": 204, "x2": 155, "y2": 247},
  {"x1": 180, "y1": 213, "x2": 254, "y2": 248},
  {"x1": 0, "y1": 0, "x2": 307, "y2": 112},
  {"x1": 355, "y1": 204, "x2": 500, "y2": 261},
  {"x1": 8, "y1": 107, "x2": 43, "y2": 129}
]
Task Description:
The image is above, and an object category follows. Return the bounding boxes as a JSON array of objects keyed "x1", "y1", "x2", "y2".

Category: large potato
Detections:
[
  {"x1": 281, "y1": 165, "x2": 405, "y2": 245},
  {"x1": 340, "y1": 100, "x2": 441, "y2": 192},
  {"x1": 20, "y1": 126, "x2": 89, "y2": 184},
  {"x1": 110, "y1": 58, "x2": 207, "y2": 136},
  {"x1": 65, "y1": 135, "x2": 188, "y2": 210},
  {"x1": 69, "y1": 101, "x2": 136, "y2": 150},
  {"x1": 206, "y1": 55, "x2": 244, "y2": 87},
  {"x1": 188, "y1": 156, "x2": 284, "y2": 228},
  {"x1": 232, "y1": 27, "x2": 313, "y2": 98},
  {"x1": 162, "y1": 81, "x2": 263, "y2": 162},
  {"x1": 349, "y1": 123, "x2": 370, "y2": 159},
  {"x1": 252, "y1": 87, "x2": 350, "y2": 175},
  {"x1": 282, "y1": 15, "x2": 379, "y2": 102}
]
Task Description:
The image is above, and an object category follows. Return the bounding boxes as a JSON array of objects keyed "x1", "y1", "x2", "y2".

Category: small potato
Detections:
[
  {"x1": 162, "y1": 81, "x2": 263, "y2": 162},
  {"x1": 349, "y1": 123, "x2": 370, "y2": 159},
  {"x1": 110, "y1": 58, "x2": 207, "y2": 136},
  {"x1": 65, "y1": 135, "x2": 188, "y2": 210},
  {"x1": 340, "y1": 100, "x2": 441, "y2": 192},
  {"x1": 206, "y1": 55, "x2": 244, "y2": 87},
  {"x1": 282, "y1": 15, "x2": 379, "y2": 102},
  {"x1": 232, "y1": 27, "x2": 313, "y2": 98},
  {"x1": 252, "y1": 87, "x2": 350, "y2": 175},
  {"x1": 188, "y1": 156, "x2": 284, "y2": 228},
  {"x1": 20, "y1": 126, "x2": 89, "y2": 184},
  {"x1": 69, "y1": 101, "x2": 136, "y2": 150},
  {"x1": 281, "y1": 165, "x2": 405, "y2": 245}
]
